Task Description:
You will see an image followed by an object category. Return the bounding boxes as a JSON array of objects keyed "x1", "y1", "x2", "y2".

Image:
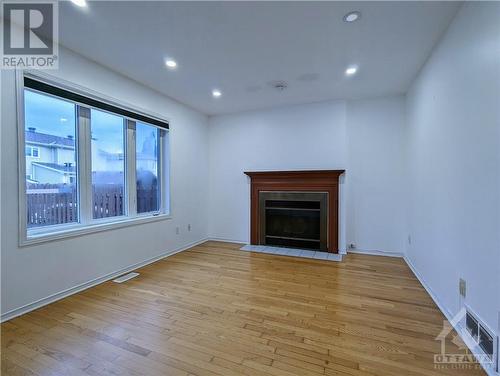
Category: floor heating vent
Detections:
[
  {"x1": 466, "y1": 311, "x2": 480, "y2": 340},
  {"x1": 465, "y1": 308, "x2": 498, "y2": 372},
  {"x1": 113, "y1": 272, "x2": 139, "y2": 283}
]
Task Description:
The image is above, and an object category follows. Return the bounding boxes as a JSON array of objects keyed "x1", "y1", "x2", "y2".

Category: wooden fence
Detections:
[
  {"x1": 92, "y1": 185, "x2": 124, "y2": 219},
  {"x1": 27, "y1": 183, "x2": 158, "y2": 227},
  {"x1": 137, "y1": 186, "x2": 159, "y2": 214},
  {"x1": 27, "y1": 183, "x2": 78, "y2": 227}
]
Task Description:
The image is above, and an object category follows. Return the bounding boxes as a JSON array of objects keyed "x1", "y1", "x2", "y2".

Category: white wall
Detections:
[
  {"x1": 208, "y1": 97, "x2": 407, "y2": 255},
  {"x1": 0, "y1": 46, "x2": 210, "y2": 318},
  {"x1": 406, "y1": 2, "x2": 500, "y2": 332},
  {"x1": 346, "y1": 97, "x2": 407, "y2": 254},
  {"x1": 208, "y1": 101, "x2": 347, "y2": 244}
]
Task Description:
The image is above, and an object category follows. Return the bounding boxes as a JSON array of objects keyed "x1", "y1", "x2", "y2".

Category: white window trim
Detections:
[
  {"x1": 22, "y1": 213, "x2": 172, "y2": 246},
  {"x1": 16, "y1": 70, "x2": 172, "y2": 247}
]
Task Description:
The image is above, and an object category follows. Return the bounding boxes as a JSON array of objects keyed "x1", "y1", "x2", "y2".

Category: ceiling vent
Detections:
[{"x1": 269, "y1": 80, "x2": 288, "y2": 91}]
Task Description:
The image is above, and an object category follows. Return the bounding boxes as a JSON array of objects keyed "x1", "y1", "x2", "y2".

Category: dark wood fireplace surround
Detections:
[{"x1": 244, "y1": 170, "x2": 345, "y2": 253}]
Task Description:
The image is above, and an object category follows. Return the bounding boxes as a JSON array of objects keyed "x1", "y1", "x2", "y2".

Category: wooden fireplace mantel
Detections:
[{"x1": 244, "y1": 170, "x2": 345, "y2": 253}]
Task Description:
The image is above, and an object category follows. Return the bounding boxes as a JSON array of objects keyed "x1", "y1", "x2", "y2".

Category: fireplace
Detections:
[
  {"x1": 259, "y1": 191, "x2": 328, "y2": 250},
  {"x1": 244, "y1": 170, "x2": 344, "y2": 253}
]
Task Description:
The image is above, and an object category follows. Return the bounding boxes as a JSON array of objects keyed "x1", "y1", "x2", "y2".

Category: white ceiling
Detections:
[{"x1": 59, "y1": 1, "x2": 461, "y2": 115}]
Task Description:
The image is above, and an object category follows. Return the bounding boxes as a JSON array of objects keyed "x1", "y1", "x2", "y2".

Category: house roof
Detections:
[
  {"x1": 32, "y1": 162, "x2": 76, "y2": 174},
  {"x1": 136, "y1": 152, "x2": 157, "y2": 161},
  {"x1": 99, "y1": 150, "x2": 156, "y2": 161},
  {"x1": 92, "y1": 171, "x2": 124, "y2": 185},
  {"x1": 25, "y1": 131, "x2": 75, "y2": 148},
  {"x1": 98, "y1": 149, "x2": 124, "y2": 160},
  {"x1": 91, "y1": 170, "x2": 157, "y2": 185}
]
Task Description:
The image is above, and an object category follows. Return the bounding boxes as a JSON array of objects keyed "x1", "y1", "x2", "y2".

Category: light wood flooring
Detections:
[{"x1": 1, "y1": 241, "x2": 486, "y2": 376}]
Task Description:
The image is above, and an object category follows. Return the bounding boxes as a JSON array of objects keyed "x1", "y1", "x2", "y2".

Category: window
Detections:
[
  {"x1": 25, "y1": 146, "x2": 40, "y2": 158},
  {"x1": 136, "y1": 122, "x2": 160, "y2": 214},
  {"x1": 24, "y1": 89, "x2": 78, "y2": 228},
  {"x1": 91, "y1": 109, "x2": 126, "y2": 219},
  {"x1": 21, "y1": 76, "x2": 170, "y2": 240}
]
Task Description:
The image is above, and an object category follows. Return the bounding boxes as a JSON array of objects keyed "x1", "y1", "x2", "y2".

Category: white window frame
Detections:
[
  {"x1": 134, "y1": 122, "x2": 165, "y2": 217},
  {"x1": 17, "y1": 71, "x2": 171, "y2": 246}
]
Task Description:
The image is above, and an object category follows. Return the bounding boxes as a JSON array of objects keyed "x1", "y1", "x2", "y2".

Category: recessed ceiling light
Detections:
[
  {"x1": 343, "y1": 11, "x2": 361, "y2": 23},
  {"x1": 212, "y1": 89, "x2": 222, "y2": 98},
  {"x1": 165, "y1": 59, "x2": 177, "y2": 69},
  {"x1": 71, "y1": 0, "x2": 87, "y2": 7},
  {"x1": 345, "y1": 66, "x2": 358, "y2": 76}
]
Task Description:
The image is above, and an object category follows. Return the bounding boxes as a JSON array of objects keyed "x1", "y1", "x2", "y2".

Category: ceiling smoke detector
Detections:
[
  {"x1": 269, "y1": 80, "x2": 288, "y2": 91},
  {"x1": 343, "y1": 11, "x2": 361, "y2": 23}
]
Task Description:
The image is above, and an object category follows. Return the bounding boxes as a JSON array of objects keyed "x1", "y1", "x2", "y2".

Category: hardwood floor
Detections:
[{"x1": 1, "y1": 241, "x2": 486, "y2": 376}]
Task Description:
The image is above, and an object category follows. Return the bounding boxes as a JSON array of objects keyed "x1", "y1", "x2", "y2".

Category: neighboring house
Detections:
[
  {"x1": 25, "y1": 128, "x2": 76, "y2": 184},
  {"x1": 137, "y1": 130, "x2": 158, "y2": 173},
  {"x1": 136, "y1": 151, "x2": 158, "y2": 173},
  {"x1": 32, "y1": 162, "x2": 76, "y2": 185},
  {"x1": 90, "y1": 132, "x2": 158, "y2": 174},
  {"x1": 26, "y1": 127, "x2": 157, "y2": 185}
]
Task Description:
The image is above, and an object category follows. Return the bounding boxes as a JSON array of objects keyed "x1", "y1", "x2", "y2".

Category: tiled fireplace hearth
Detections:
[{"x1": 244, "y1": 170, "x2": 345, "y2": 253}]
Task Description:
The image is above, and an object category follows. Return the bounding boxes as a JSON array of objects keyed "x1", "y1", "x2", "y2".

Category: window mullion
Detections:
[
  {"x1": 77, "y1": 106, "x2": 92, "y2": 225},
  {"x1": 158, "y1": 130, "x2": 165, "y2": 214},
  {"x1": 163, "y1": 130, "x2": 170, "y2": 215},
  {"x1": 126, "y1": 120, "x2": 137, "y2": 217}
]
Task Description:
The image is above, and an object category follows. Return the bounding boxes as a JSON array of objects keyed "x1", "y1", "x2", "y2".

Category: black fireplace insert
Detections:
[{"x1": 259, "y1": 191, "x2": 328, "y2": 251}]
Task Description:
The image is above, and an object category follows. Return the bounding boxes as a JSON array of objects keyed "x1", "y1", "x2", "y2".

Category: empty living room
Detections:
[{"x1": 1, "y1": 1, "x2": 499, "y2": 375}]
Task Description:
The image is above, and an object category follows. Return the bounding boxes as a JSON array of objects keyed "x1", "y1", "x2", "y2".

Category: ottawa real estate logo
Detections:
[{"x1": 434, "y1": 308, "x2": 495, "y2": 372}]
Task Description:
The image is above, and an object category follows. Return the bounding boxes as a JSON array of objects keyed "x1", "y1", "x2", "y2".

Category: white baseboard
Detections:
[
  {"x1": 348, "y1": 248, "x2": 404, "y2": 258},
  {"x1": 404, "y1": 256, "x2": 498, "y2": 376},
  {"x1": 0, "y1": 237, "x2": 209, "y2": 323},
  {"x1": 404, "y1": 256, "x2": 453, "y2": 318},
  {"x1": 207, "y1": 237, "x2": 247, "y2": 244}
]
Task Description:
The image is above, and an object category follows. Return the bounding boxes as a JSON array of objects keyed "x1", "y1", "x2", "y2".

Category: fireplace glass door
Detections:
[{"x1": 259, "y1": 192, "x2": 328, "y2": 251}]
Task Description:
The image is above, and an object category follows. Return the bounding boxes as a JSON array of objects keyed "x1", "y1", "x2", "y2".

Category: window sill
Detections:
[{"x1": 21, "y1": 213, "x2": 172, "y2": 247}]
